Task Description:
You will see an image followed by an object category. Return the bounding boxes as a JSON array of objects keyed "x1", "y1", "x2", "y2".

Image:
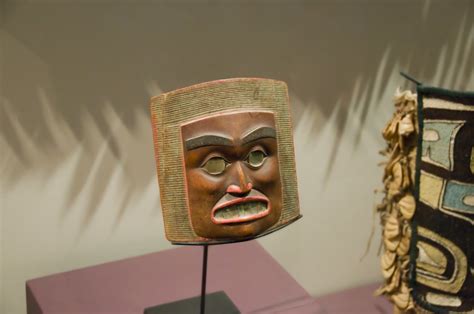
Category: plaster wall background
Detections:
[{"x1": 1, "y1": 1, "x2": 474, "y2": 313}]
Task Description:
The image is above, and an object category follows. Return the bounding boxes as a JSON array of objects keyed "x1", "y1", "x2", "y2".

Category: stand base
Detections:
[{"x1": 144, "y1": 291, "x2": 240, "y2": 314}]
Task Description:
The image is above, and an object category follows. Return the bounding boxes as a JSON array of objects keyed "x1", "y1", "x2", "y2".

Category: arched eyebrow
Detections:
[
  {"x1": 185, "y1": 135, "x2": 233, "y2": 151},
  {"x1": 242, "y1": 126, "x2": 277, "y2": 144}
]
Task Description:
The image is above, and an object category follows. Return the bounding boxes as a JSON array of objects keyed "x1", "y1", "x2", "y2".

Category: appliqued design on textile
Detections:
[
  {"x1": 417, "y1": 241, "x2": 447, "y2": 276},
  {"x1": 425, "y1": 293, "x2": 462, "y2": 308},
  {"x1": 421, "y1": 120, "x2": 464, "y2": 171},
  {"x1": 441, "y1": 180, "x2": 474, "y2": 224},
  {"x1": 416, "y1": 227, "x2": 467, "y2": 294},
  {"x1": 419, "y1": 171, "x2": 444, "y2": 209},
  {"x1": 412, "y1": 86, "x2": 474, "y2": 313},
  {"x1": 424, "y1": 97, "x2": 474, "y2": 111},
  {"x1": 470, "y1": 147, "x2": 474, "y2": 174},
  {"x1": 419, "y1": 171, "x2": 474, "y2": 224}
]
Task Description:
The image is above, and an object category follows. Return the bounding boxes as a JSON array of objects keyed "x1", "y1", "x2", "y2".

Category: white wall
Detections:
[{"x1": 1, "y1": 1, "x2": 474, "y2": 313}]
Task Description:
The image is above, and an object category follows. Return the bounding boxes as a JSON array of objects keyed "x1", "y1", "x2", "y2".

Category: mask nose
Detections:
[{"x1": 226, "y1": 163, "x2": 252, "y2": 195}]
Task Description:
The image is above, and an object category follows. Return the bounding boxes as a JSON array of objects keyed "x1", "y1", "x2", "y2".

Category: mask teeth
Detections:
[{"x1": 215, "y1": 201, "x2": 267, "y2": 220}]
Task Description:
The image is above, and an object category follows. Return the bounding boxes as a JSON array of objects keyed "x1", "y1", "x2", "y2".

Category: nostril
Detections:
[
  {"x1": 227, "y1": 183, "x2": 253, "y2": 195},
  {"x1": 226, "y1": 184, "x2": 243, "y2": 194}
]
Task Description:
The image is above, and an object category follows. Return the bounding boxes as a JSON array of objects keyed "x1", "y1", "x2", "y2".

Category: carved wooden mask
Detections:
[{"x1": 150, "y1": 78, "x2": 300, "y2": 244}]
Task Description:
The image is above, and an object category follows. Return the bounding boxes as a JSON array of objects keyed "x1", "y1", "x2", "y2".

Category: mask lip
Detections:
[
  {"x1": 211, "y1": 195, "x2": 271, "y2": 225},
  {"x1": 170, "y1": 214, "x2": 302, "y2": 246}
]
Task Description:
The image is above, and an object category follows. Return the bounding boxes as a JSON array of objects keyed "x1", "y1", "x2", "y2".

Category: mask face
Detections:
[
  {"x1": 181, "y1": 111, "x2": 282, "y2": 239},
  {"x1": 150, "y1": 78, "x2": 301, "y2": 244}
]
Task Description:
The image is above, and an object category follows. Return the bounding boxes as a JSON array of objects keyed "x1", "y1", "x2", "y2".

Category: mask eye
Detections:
[
  {"x1": 246, "y1": 149, "x2": 267, "y2": 168},
  {"x1": 202, "y1": 157, "x2": 228, "y2": 175}
]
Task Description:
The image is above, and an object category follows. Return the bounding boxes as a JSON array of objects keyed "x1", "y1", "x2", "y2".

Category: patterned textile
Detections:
[
  {"x1": 411, "y1": 86, "x2": 473, "y2": 313},
  {"x1": 377, "y1": 85, "x2": 473, "y2": 313}
]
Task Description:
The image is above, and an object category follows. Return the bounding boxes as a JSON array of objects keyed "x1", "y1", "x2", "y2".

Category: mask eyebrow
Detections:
[
  {"x1": 185, "y1": 135, "x2": 233, "y2": 150},
  {"x1": 242, "y1": 126, "x2": 277, "y2": 144}
]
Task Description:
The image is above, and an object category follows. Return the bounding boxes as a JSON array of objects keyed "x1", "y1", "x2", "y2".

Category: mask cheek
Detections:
[
  {"x1": 187, "y1": 168, "x2": 225, "y2": 194},
  {"x1": 249, "y1": 157, "x2": 280, "y2": 186},
  {"x1": 186, "y1": 170, "x2": 228, "y2": 221}
]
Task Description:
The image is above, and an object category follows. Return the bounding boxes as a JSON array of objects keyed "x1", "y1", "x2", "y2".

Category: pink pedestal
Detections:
[
  {"x1": 26, "y1": 241, "x2": 321, "y2": 314},
  {"x1": 315, "y1": 283, "x2": 392, "y2": 314}
]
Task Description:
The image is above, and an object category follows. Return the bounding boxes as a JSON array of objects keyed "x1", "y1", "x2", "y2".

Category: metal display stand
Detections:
[
  {"x1": 143, "y1": 245, "x2": 239, "y2": 314},
  {"x1": 144, "y1": 215, "x2": 302, "y2": 314}
]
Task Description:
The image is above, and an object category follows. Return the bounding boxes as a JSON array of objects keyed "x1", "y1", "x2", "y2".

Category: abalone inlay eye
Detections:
[
  {"x1": 202, "y1": 157, "x2": 227, "y2": 175},
  {"x1": 247, "y1": 150, "x2": 266, "y2": 168}
]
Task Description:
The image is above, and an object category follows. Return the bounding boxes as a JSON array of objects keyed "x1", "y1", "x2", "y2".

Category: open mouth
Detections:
[{"x1": 211, "y1": 193, "x2": 270, "y2": 224}]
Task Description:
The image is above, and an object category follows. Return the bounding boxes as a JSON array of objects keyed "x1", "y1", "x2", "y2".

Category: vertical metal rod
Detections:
[{"x1": 200, "y1": 245, "x2": 209, "y2": 314}]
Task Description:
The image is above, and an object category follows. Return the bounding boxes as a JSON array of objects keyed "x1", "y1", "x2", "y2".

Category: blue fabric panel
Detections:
[{"x1": 443, "y1": 181, "x2": 474, "y2": 213}]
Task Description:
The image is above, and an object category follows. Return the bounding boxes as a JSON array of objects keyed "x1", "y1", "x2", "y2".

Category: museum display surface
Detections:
[
  {"x1": 25, "y1": 241, "x2": 320, "y2": 314},
  {"x1": 377, "y1": 80, "x2": 473, "y2": 313}
]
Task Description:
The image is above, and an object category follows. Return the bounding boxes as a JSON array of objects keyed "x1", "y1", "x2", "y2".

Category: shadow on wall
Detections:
[{"x1": 1, "y1": 0, "x2": 473, "y2": 229}]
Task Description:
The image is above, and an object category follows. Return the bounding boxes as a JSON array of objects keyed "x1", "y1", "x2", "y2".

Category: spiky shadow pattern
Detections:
[{"x1": 1, "y1": 1, "x2": 474, "y2": 230}]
